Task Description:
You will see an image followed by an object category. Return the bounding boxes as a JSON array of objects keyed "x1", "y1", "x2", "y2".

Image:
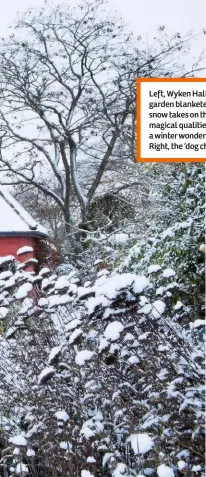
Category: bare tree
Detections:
[
  {"x1": 0, "y1": 0, "x2": 204, "y2": 240},
  {"x1": 13, "y1": 182, "x2": 67, "y2": 241}
]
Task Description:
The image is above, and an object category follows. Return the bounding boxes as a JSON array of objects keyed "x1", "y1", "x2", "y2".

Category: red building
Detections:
[{"x1": 0, "y1": 189, "x2": 49, "y2": 267}]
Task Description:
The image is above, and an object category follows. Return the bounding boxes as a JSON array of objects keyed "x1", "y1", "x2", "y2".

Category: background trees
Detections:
[{"x1": 0, "y1": 0, "x2": 203, "y2": 259}]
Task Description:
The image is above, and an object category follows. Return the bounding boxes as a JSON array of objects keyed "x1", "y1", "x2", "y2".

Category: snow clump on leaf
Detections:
[
  {"x1": 104, "y1": 321, "x2": 124, "y2": 341},
  {"x1": 128, "y1": 433, "x2": 154, "y2": 454},
  {"x1": 75, "y1": 350, "x2": 94, "y2": 365},
  {"x1": 157, "y1": 464, "x2": 175, "y2": 477}
]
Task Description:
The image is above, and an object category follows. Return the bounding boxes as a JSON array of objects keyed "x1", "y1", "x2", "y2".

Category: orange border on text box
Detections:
[{"x1": 136, "y1": 77, "x2": 206, "y2": 163}]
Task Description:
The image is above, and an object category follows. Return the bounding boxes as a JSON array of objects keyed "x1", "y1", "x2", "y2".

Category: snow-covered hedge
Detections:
[{"x1": 0, "y1": 253, "x2": 204, "y2": 477}]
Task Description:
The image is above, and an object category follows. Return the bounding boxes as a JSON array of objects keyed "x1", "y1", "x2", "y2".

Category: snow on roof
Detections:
[{"x1": 0, "y1": 189, "x2": 48, "y2": 237}]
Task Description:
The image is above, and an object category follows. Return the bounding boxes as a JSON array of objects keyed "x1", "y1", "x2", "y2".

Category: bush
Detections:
[{"x1": 0, "y1": 252, "x2": 204, "y2": 477}]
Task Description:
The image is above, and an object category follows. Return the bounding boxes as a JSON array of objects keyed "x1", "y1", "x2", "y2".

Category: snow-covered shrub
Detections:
[
  {"x1": 0, "y1": 251, "x2": 204, "y2": 477},
  {"x1": 119, "y1": 164, "x2": 205, "y2": 325}
]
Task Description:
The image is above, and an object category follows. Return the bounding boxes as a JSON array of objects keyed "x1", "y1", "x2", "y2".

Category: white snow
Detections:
[
  {"x1": 75, "y1": 350, "x2": 94, "y2": 365},
  {"x1": 157, "y1": 368, "x2": 168, "y2": 380},
  {"x1": 78, "y1": 286, "x2": 94, "y2": 298},
  {"x1": 191, "y1": 465, "x2": 201, "y2": 472},
  {"x1": 176, "y1": 450, "x2": 190, "y2": 459},
  {"x1": 3, "y1": 277, "x2": 15, "y2": 288},
  {"x1": 156, "y1": 286, "x2": 165, "y2": 296},
  {"x1": 68, "y1": 328, "x2": 82, "y2": 344},
  {"x1": 66, "y1": 318, "x2": 81, "y2": 331},
  {"x1": 177, "y1": 461, "x2": 187, "y2": 471},
  {"x1": 139, "y1": 295, "x2": 149, "y2": 306},
  {"x1": 26, "y1": 449, "x2": 35, "y2": 457},
  {"x1": 18, "y1": 297, "x2": 33, "y2": 315},
  {"x1": 102, "y1": 453, "x2": 115, "y2": 466},
  {"x1": 83, "y1": 274, "x2": 150, "y2": 310},
  {"x1": 94, "y1": 259, "x2": 103, "y2": 265},
  {"x1": 84, "y1": 280, "x2": 92, "y2": 287},
  {"x1": 124, "y1": 333, "x2": 135, "y2": 341},
  {"x1": 39, "y1": 267, "x2": 50, "y2": 276},
  {"x1": 157, "y1": 464, "x2": 175, "y2": 477},
  {"x1": 95, "y1": 275, "x2": 108, "y2": 287},
  {"x1": 128, "y1": 433, "x2": 154, "y2": 454},
  {"x1": 0, "y1": 192, "x2": 34, "y2": 232},
  {"x1": 97, "y1": 269, "x2": 109, "y2": 277},
  {"x1": 151, "y1": 300, "x2": 166, "y2": 318},
  {"x1": 17, "y1": 246, "x2": 33, "y2": 256},
  {"x1": 13, "y1": 448, "x2": 20, "y2": 455},
  {"x1": 99, "y1": 338, "x2": 109, "y2": 351},
  {"x1": 138, "y1": 332, "x2": 150, "y2": 341},
  {"x1": 104, "y1": 321, "x2": 124, "y2": 341},
  {"x1": 109, "y1": 233, "x2": 129, "y2": 245},
  {"x1": 161, "y1": 227, "x2": 175, "y2": 239},
  {"x1": 59, "y1": 442, "x2": 69, "y2": 450},
  {"x1": 42, "y1": 278, "x2": 52, "y2": 289},
  {"x1": 55, "y1": 410, "x2": 69, "y2": 422},
  {"x1": 38, "y1": 297, "x2": 48, "y2": 307},
  {"x1": 87, "y1": 329, "x2": 98, "y2": 339},
  {"x1": 9, "y1": 435, "x2": 27, "y2": 446},
  {"x1": 133, "y1": 276, "x2": 150, "y2": 294},
  {"x1": 69, "y1": 283, "x2": 78, "y2": 294},
  {"x1": 113, "y1": 463, "x2": 127, "y2": 477},
  {"x1": 162, "y1": 268, "x2": 176, "y2": 278},
  {"x1": 5, "y1": 326, "x2": 17, "y2": 339},
  {"x1": 141, "y1": 417, "x2": 160, "y2": 429},
  {"x1": 48, "y1": 294, "x2": 73, "y2": 308},
  {"x1": 55, "y1": 276, "x2": 71, "y2": 290},
  {"x1": 80, "y1": 427, "x2": 95, "y2": 438},
  {"x1": 190, "y1": 319, "x2": 205, "y2": 329},
  {"x1": 87, "y1": 457, "x2": 96, "y2": 463},
  {"x1": 158, "y1": 345, "x2": 169, "y2": 352},
  {"x1": 0, "y1": 271, "x2": 12, "y2": 279},
  {"x1": 174, "y1": 301, "x2": 183, "y2": 310},
  {"x1": 0, "y1": 189, "x2": 47, "y2": 235},
  {"x1": 86, "y1": 295, "x2": 110, "y2": 315},
  {"x1": 15, "y1": 283, "x2": 33, "y2": 299},
  {"x1": 176, "y1": 218, "x2": 193, "y2": 230},
  {"x1": 38, "y1": 366, "x2": 55, "y2": 384},
  {"x1": 16, "y1": 463, "x2": 29, "y2": 474},
  {"x1": 128, "y1": 355, "x2": 139, "y2": 364},
  {"x1": 148, "y1": 264, "x2": 161, "y2": 274},
  {"x1": 81, "y1": 471, "x2": 94, "y2": 477},
  {"x1": 48, "y1": 346, "x2": 61, "y2": 363},
  {"x1": 138, "y1": 304, "x2": 152, "y2": 315},
  {"x1": 0, "y1": 307, "x2": 8, "y2": 318},
  {"x1": 0, "y1": 255, "x2": 15, "y2": 265},
  {"x1": 96, "y1": 273, "x2": 149, "y2": 299}
]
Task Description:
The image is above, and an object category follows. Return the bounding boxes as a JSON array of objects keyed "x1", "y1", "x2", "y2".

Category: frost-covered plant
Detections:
[
  {"x1": 119, "y1": 164, "x2": 205, "y2": 323},
  {"x1": 0, "y1": 251, "x2": 204, "y2": 477}
]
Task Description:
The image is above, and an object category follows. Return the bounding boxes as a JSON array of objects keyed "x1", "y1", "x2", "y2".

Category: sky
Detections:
[
  {"x1": 0, "y1": 0, "x2": 205, "y2": 188},
  {"x1": 0, "y1": 0, "x2": 205, "y2": 73}
]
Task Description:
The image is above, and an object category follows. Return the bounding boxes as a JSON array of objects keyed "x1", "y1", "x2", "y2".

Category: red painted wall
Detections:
[{"x1": 0, "y1": 236, "x2": 37, "y2": 267}]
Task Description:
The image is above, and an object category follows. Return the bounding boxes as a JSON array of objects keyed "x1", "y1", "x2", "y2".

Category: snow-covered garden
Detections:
[{"x1": 0, "y1": 164, "x2": 204, "y2": 477}]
